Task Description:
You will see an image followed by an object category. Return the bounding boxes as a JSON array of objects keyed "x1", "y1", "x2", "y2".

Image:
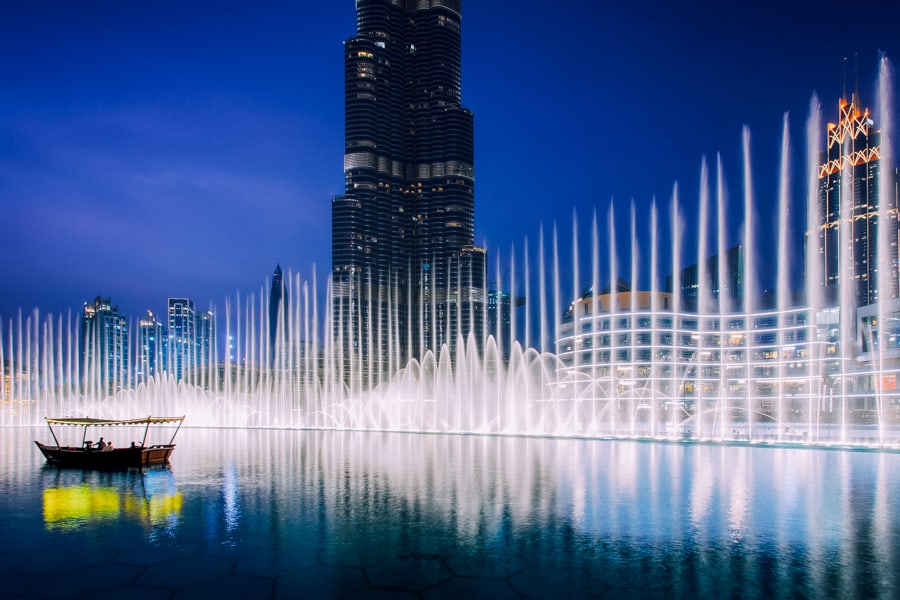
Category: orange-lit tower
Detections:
[{"x1": 818, "y1": 93, "x2": 897, "y2": 307}]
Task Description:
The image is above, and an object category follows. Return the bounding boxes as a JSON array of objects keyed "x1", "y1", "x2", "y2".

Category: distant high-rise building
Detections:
[
  {"x1": 332, "y1": 0, "x2": 486, "y2": 381},
  {"x1": 81, "y1": 296, "x2": 129, "y2": 392},
  {"x1": 487, "y1": 288, "x2": 526, "y2": 362},
  {"x1": 666, "y1": 245, "x2": 744, "y2": 311},
  {"x1": 195, "y1": 308, "x2": 215, "y2": 375},
  {"x1": 138, "y1": 310, "x2": 167, "y2": 383},
  {"x1": 167, "y1": 298, "x2": 194, "y2": 380},
  {"x1": 167, "y1": 297, "x2": 215, "y2": 383},
  {"x1": 817, "y1": 93, "x2": 898, "y2": 307}
]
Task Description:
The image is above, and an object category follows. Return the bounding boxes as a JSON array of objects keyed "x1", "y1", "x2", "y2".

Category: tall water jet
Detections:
[
  {"x1": 742, "y1": 126, "x2": 756, "y2": 440},
  {"x1": 776, "y1": 112, "x2": 792, "y2": 442},
  {"x1": 591, "y1": 209, "x2": 601, "y2": 433},
  {"x1": 696, "y1": 158, "x2": 711, "y2": 438},
  {"x1": 524, "y1": 237, "x2": 531, "y2": 353},
  {"x1": 716, "y1": 154, "x2": 728, "y2": 440},
  {"x1": 650, "y1": 199, "x2": 660, "y2": 437},
  {"x1": 839, "y1": 141, "x2": 854, "y2": 443},
  {"x1": 629, "y1": 201, "x2": 639, "y2": 435},
  {"x1": 539, "y1": 226, "x2": 547, "y2": 353},
  {"x1": 553, "y1": 223, "x2": 562, "y2": 371},
  {"x1": 670, "y1": 183, "x2": 683, "y2": 433},
  {"x1": 805, "y1": 94, "x2": 824, "y2": 441},
  {"x1": 608, "y1": 201, "x2": 619, "y2": 434},
  {"x1": 876, "y1": 54, "x2": 895, "y2": 446}
]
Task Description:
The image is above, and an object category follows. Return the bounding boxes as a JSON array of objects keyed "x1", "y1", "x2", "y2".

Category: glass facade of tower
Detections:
[
  {"x1": 333, "y1": 0, "x2": 485, "y2": 382},
  {"x1": 168, "y1": 298, "x2": 195, "y2": 380},
  {"x1": 138, "y1": 310, "x2": 167, "y2": 383},
  {"x1": 81, "y1": 296, "x2": 129, "y2": 394},
  {"x1": 167, "y1": 298, "x2": 216, "y2": 385},
  {"x1": 195, "y1": 308, "x2": 215, "y2": 372}
]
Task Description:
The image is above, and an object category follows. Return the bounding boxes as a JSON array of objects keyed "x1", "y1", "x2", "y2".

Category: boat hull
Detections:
[{"x1": 34, "y1": 442, "x2": 175, "y2": 470}]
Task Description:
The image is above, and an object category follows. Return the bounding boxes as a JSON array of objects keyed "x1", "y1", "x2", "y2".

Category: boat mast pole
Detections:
[
  {"x1": 46, "y1": 419, "x2": 61, "y2": 449},
  {"x1": 141, "y1": 416, "x2": 151, "y2": 448},
  {"x1": 167, "y1": 416, "x2": 185, "y2": 446}
]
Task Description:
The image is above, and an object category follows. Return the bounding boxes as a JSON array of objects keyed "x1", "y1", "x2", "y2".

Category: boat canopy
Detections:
[{"x1": 44, "y1": 416, "x2": 185, "y2": 427}]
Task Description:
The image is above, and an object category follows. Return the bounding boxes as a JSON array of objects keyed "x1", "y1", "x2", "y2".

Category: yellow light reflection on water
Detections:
[
  {"x1": 42, "y1": 483, "x2": 183, "y2": 531},
  {"x1": 43, "y1": 484, "x2": 120, "y2": 530},
  {"x1": 123, "y1": 491, "x2": 184, "y2": 527}
]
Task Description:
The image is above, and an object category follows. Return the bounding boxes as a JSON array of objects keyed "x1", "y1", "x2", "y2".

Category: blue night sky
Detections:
[{"x1": 2, "y1": 0, "x2": 899, "y2": 322}]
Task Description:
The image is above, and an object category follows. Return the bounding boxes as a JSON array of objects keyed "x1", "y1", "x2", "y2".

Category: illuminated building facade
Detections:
[
  {"x1": 195, "y1": 308, "x2": 215, "y2": 376},
  {"x1": 138, "y1": 310, "x2": 167, "y2": 383},
  {"x1": 167, "y1": 298, "x2": 216, "y2": 383},
  {"x1": 332, "y1": 0, "x2": 485, "y2": 382},
  {"x1": 167, "y1": 298, "x2": 194, "y2": 380},
  {"x1": 81, "y1": 296, "x2": 129, "y2": 393},
  {"x1": 817, "y1": 94, "x2": 898, "y2": 308},
  {"x1": 554, "y1": 288, "x2": 898, "y2": 437},
  {"x1": 550, "y1": 91, "x2": 900, "y2": 439}
]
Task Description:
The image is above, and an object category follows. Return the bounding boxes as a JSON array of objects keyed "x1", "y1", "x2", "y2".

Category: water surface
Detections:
[{"x1": 1, "y1": 427, "x2": 898, "y2": 599}]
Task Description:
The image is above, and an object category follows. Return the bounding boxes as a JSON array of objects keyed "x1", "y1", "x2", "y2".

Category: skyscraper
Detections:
[
  {"x1": 269, "y1": 264, "x2": 287, "y2": 367},
  {"x1": 332, "y1": 0, "x2": 485, "y2": 381},
  {"x1": 138, "y1": 310, "x2": 167, "y2": 383},
  {"x1": 194, "y1": 307, "x2": 215, "y2": 384},
  {"x1": 167, "y1": 298, "x2": 194, "y2": 380},
  {"x1": 818, "y1": 93, "x2": 898, "y2": 308},
  {"x1": 81, "y1": 296, "x2": 129, "y2": 393},
  {"x1": 167, "y1": 298, "x2": 216, "y2": 384}
]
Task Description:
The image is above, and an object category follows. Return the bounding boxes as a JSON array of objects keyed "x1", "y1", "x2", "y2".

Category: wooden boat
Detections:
[{"x1": 34, "y1": 416, "x2": 185, "y2": 469}]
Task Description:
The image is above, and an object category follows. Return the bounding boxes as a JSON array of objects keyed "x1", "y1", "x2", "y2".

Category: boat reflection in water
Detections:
[{"x1": 41, "y1": 469, "x2": 182, "y2": 533}]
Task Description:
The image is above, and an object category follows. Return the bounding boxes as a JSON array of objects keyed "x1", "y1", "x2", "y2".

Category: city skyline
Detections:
[{"x1": 2, "y1": 0, "x2": 900, "y2": 321}]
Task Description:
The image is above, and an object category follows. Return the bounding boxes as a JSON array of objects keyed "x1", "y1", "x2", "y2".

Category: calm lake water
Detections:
[{"x1": 1, "y1": 427, "x2": 898, "y2": 599}]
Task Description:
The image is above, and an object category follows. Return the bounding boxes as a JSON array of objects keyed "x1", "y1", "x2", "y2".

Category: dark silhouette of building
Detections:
[
  {"x1": 269, "y1": 264, "x2": 287, "y2": 367},
  {"x1": 332, "y1": 0, "x2": 486, "y2": 382},
  {"x1": 487, "y1": 288, "x2": 526, "y2": 362},
  {"x1": 666, "y1": 245, "x2": 744, "y2": 311}
]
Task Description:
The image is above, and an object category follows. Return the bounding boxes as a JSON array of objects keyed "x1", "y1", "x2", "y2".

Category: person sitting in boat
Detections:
[{"x1": 96, "y1": 438, "x2": 106, "y2": 450}]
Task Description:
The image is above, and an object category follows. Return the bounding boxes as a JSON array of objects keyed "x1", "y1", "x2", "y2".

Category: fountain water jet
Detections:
[{"x1": 2, "y1": 69, "x2": 899, "y2": 447}]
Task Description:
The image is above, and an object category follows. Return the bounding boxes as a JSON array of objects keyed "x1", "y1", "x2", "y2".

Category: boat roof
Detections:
[{"x1": 44, "y1": 416, "x2": 185, "y2": 427}]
